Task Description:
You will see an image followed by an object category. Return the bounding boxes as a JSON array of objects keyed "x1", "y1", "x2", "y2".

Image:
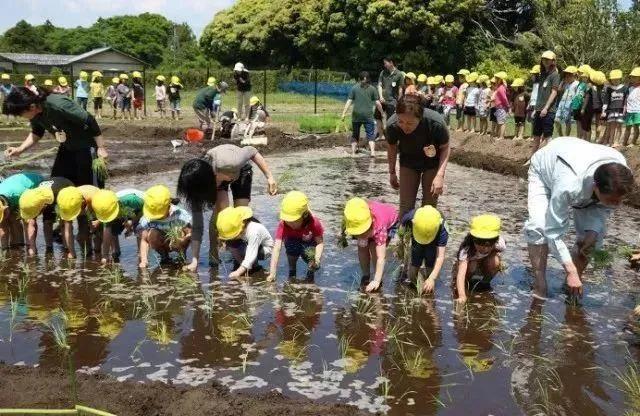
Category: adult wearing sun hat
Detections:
[
  {"x1": 528, "y1": 50, "x2": 561, "y2": 162},
  {"x1": 233, "y1": 62, "x2": 252, "y2": 120}
]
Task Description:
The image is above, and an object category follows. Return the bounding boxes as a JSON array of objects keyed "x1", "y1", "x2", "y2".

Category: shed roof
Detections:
[{"x1": 0, "y1": 46, "x2": 147, "y2": 66}]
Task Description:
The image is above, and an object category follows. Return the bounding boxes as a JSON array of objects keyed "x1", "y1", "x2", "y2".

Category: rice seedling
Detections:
[
  {"x1": 591, "y1": 248, "x2": 614, "y2": 269},
  {"x1": 391, "y1": 226, "x2": 411, "y2": 262},
  {"x1": 92, "y1": 157, "x2": 109, "y2": 182},
  {"x1": 338, "y1": 333, "x2": 354, "y2": 359},
  {"x1": 99, "y1": 265, "x2": 124, "y2": 285},
  {"x1": 17, "y1": 262, "x2": 31, "y2": 298},
  {"x1": 397, "y1": 344, "x2": 434, "y2": 379},
  {"x1": 612, "y1": 355, "x2": 640, "y2": 413},
  {"x1": 353, "y1": 295, "x2": 376, "y2": 316},
  {"x1": 8, "y1": 293, "x2": 19, "y2": 342},
  {"x1": 148, "y1": 319, "x2": 171, "y2": 345},
  {"x1": 276, "y1": 168, "x2": 296, "y2": 193},
  {"x1": 202, "y1": 289, "x2": 215, "y2": 322},
  {"x1": 416, "y1": 272, "x2": 425, "y2": 298},
  {"x1": 47, "y1": 309, "x2": 70, "y2": 351},
  {"x1": 165, "y1": 224, "x2": 185, "y2": 249}
]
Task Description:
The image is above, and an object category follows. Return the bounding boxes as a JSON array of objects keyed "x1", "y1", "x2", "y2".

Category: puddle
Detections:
[{"x1": 1, "y1": 147, "x2": 639, "y2": 415}]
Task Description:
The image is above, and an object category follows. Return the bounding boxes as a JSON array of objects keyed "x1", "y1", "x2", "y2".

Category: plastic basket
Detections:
[{"x1": 184, "y1": 128, "x2": 204, "y2": 143}]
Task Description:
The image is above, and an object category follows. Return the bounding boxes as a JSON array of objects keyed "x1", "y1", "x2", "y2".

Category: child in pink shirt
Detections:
[{"x1": 343, "y1": 198, "x2": 398, "y2": 293}]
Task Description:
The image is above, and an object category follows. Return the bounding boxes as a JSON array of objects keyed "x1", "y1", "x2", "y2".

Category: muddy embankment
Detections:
[
  {"x1": 0, "y1": 364, "x2": 364, "y2": 416},
  {"x1": 2, "y1": 124, "x2": 640, "y2": 207}
]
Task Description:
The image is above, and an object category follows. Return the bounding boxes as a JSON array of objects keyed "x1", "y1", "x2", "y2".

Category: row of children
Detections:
[
  {"x1": 401, "y1": 56, "x2": 640, "y2": 146},
  {"x1": 0, "y1": 171, "x2": 504, "y2": 304}
]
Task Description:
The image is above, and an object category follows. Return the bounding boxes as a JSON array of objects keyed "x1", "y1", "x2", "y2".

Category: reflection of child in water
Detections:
[{"x1": 452, "y1": 214, "x2": 505, "y2": 305}]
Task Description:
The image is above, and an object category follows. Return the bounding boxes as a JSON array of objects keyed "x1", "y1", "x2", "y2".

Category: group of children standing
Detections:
[
  {"x1": 402, "y1": 64, "x2": 640, "y2": 146},
  {"x1": 0, "y1": 166, "x2": 504, "y2": 305}
]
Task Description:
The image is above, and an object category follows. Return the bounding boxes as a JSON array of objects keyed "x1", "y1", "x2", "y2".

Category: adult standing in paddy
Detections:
[
  {"x1": 234, "y1": 63, "x2": 251, "y2": 120},
  {"x1": 529, "y1": 51, "x2": 561, "y2": 161},
  {"x1": 386, "y1": 94, "x2": 450, "y2": 218},
  {"x1": 177, "y1": 144, "x2": 278, "y2": 271},
  {"x1": 525, "y1": 137, "x2": 633, "y2": 299},
  {"x1": 341, "y1": 71, "x2": 384, "y2": 157},
  {"x1": 376, "y1": 57, "x2": 405, "y2": 141}
]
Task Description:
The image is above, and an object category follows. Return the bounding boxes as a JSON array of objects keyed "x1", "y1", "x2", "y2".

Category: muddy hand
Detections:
[
  {"x1": 566, "y1": 271, "x2": 583, "y2": 296},
  {"x1": 365, "y1": 280, "x2": 381, "y2": 293},
  {"x1": 422, "y1": 276, "x2": 436, "y2": 294},
  {"x1": 4, "y1": 147, "x2": 21, "y2": 158},
  {"x1": 431, "y1": 174, "x2": 444, "y2": 196},
  {"x1": 267, "y1": 177, "x2": 278, "y2": 195}
]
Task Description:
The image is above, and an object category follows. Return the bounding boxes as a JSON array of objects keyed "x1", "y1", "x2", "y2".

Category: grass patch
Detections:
[{"x1": 298, "y1": 114, "x2": 348, "y2": 134}]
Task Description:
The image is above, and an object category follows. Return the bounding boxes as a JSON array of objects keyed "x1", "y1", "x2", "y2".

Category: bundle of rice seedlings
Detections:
[{"x1": 92, "y1": 157, "x2": 109, "y2": 182}]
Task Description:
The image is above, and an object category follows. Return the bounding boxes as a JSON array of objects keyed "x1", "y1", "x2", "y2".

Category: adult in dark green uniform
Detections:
[
  {"x1": 376, "y1": 57, "x2": 405, "y2": 140},
  {"x1": 341, "y1": 71, "x2": 383, "y2": 156},
  {"x1": 193, "y1": 79, "x2": 228, "y2": 139},
  {"x1": 2, "y1": 87, "x2": 109, "y2": 187}
]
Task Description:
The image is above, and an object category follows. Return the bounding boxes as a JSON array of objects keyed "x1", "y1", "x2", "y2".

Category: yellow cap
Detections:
[
  {"x1": 217, "y1": 206, "x2": 253, "y2": 240},
  {"x1": 412, "y1": 206, "x2": 442, "y2": 245},
  {"x1": 563, "y1": 65, "x2": 578, "y2": 74},
  {"x1": 577, "y1": 64, "x2": 592, "y2": 76},
  {"x1": 344, "y1": 197, "x2": 372, "y2": 236},
  {"x1": 590, "y1": 70, "x2": 606, "y2": 86},
  {"x1": 43, "y1": 79, "x2": 53, "y2": 86},
  {"x1": 457, "y1": 69, "x2": 470, "y2": 76},
  {"x1": 91, "y1": 71, "x2": 102, "y2": 79},
  {"x1": 630, "y1": 67, "x2": 640, "y2": 77},
  {"x1": 25, "y1": 74, "x2": 35, "y2": 81},
  {"x1": 207, "y1": 76, "x2": 216, "y2": 86},
  {"x1": 417, "y1": 74, "x2": 427, "y2": 83},
  {"x1": 132, "y1": 71, "x2": 142, "y2": 79},
  {"x1": 426, "y1": 76, "x2": 435, "y2": 85},
  {"x1": 541, "y1": 50, "x2": 556, "y2": 60},
  {"x1": 231, "y1": 107, "x2": 238, "y2": 113},
  {"x1": 405, "y1": 72, "x2": 416, "y2": 80},
  {"x1": 1, "y1": 73, "x2": 10, "y2": 80},
  {"x1": 156, "y1": 75, "x2": 166, "y2": 81},
  {"x1": 609, "y1": 69, "x2": 623, "y2": 80},
  {"x1": 494, "y1": 71, "x2": 508, "y2": 80},
  {"x1": 79, "y1": 71, "x2": 88, "y2": 80},
  {"x1": 280, "y1": 191, "x2": 309, "y2": 222},
  {"x1": 171, "y1": 75, "x2": 181, "y2": 84},
  {"x1": 19, "y1": 187, "x2": 54, "y2": 220},
  {"x1": 511, "y1": 78, "x2": 525, "y2": 87},
  {"x1": 466, "y1": 72, "x2": 479, "y2": 83},
  {"x1": 250, "y1": 96, "x2": 260, "y2": 106},
  {"x1": 119, "y1": 73, "x2": 129, "y2": 80},
  {"x1": 92, "y1": 190, "x2": 120, "y2": 223},
  {"x1": 57, "y1": 187, "x2": 84, "y2": 222},
  {"x1": 58, "y1": 76, "x2": 68, "y2": 86},
  {"x1": 469, "y1": 214, "x2": 501, "y2": 239},
  {"x1": 143, "y1": 185, "x2": 171, "y2": 220},
  {"x1": 112, "y1": 77, "x2": 119, "y2": 84},
  {"x1": 445, "y1": 74, "x2": 454, "y2": 83},
  {"x1": 530, "y1": 65, "x2": 541, "y2": 74},
  {"x1": 77, "y1": 185, "x2": 99, "y2": 203}
]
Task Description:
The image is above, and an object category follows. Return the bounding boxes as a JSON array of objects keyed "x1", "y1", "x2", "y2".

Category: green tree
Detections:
[{"x1": 0, "y1": 20, "x2": 44, "y2": 53}]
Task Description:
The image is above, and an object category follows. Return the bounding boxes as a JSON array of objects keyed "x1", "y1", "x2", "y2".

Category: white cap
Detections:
[{"x1": 234, "y1": 62, "x2": 246, "y2": 72}]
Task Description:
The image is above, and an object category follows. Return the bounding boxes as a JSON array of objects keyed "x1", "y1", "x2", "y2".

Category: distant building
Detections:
[{"x1": 0, "y1": 46, "x2": 147, "y2": 77}]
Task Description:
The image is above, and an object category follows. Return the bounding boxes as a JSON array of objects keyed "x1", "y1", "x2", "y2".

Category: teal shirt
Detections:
[
  {"x1": 571, "y1": 81, "x2": 589, "y2": 111},
  {"x1": 193, "y1": 86, "x2": 220, "y2": 110},
  {"x1": 0, "y1": 172, "x2": 44, "y2": 209},
  {"x1": 348, "y1": 83, "x2": 379, "y2": 122},
  {"x1": 115, "y1": 189, "x2": 144, "y2": 220}
]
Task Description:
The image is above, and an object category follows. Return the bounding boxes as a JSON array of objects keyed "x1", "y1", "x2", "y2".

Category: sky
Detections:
[
  {"x1": 0, "y1": 0, "x2": 236, "y2": 39},
  {"x1": 0, "y1": 0, "x2": 634, "y2": 39}
]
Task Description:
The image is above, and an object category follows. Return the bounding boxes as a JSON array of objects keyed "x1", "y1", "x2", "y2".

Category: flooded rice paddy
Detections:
[{"x1": 1, "y1": 148, "x2": 640, "y2": 415}]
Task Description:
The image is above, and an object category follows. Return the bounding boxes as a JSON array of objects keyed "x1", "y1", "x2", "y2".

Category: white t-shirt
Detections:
[
  {"x1": 464, "y1": 86, "x2": 480, "y2": 108},
  {"x1": 241, "y1": 221, "x2": 274, "y2": 269},
  {"x1": 627, "y1": 86, "x2": 640, "y2": 113},
  {"x1": 155, "y1": 85, "x2": 167, "y2": 101}
]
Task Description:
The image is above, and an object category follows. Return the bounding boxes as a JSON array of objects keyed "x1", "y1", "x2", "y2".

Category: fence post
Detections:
[
  {"x1": 263, "y1": 69, "x2": 267, "y2": 109},
  {"x1": 142, "y1": 66, "x2": 147, "y2": 117},
  {"x1": 314, "y1": 68, "x2": 318, "y2": 115}
]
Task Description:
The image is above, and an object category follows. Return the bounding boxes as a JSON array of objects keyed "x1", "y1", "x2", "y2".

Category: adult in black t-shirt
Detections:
[
  {"x1": 233, "y1": 62, "x2": 252, "y2": 120},
  {"x1": 386, "y1": 95, "x2": 450, "y2": 217}
]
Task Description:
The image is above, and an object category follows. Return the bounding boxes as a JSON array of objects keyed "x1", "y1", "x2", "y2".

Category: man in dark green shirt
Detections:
[
  {"x1": 376, "y1": 57, "x2": 405, "y2": 141},
  {"x1": 341, "y1": 72, "x2": 383, "y2": 156},
  {"x1": 193, "y1": 78, "x2": 228, "y2": 138}
]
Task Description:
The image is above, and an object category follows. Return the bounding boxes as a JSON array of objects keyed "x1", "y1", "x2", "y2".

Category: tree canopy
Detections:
[
  {"x1": 200, "y1": 0, "x2": 639, "y2": 74},
  {"x1": 0, "y1": 14, "x2": 203, "y2": 68}
]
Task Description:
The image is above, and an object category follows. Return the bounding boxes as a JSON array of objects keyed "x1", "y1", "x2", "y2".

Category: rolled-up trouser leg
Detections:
[{"x1": 524, "y1": 163, "x2": 551, "y2": 297}]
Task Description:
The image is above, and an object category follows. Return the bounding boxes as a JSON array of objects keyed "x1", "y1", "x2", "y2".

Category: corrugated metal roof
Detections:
[
  {"x1": 0, "y1": 47, "x2": 148, "y2": 66},
  {"x1": 0, "y1": 52, "x2": 75, "y2": 65}
]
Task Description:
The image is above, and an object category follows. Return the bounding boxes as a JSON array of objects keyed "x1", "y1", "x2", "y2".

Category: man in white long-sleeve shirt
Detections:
[{"x1": 525, "y1": 136, "x2": 634, "y2": 298}]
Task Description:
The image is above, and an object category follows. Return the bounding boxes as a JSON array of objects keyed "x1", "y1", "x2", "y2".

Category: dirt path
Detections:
[{"x1": 0, "y1": 364, "x2": 366, "y2": 416}]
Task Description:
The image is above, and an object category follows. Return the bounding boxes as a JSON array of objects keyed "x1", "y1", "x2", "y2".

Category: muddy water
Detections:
[{"x1": 1, "y1": 148, "x2": 640, "y2": 415}]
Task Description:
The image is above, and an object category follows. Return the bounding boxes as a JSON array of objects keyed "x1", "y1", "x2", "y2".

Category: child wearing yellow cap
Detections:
[
  {"x1": 438, "y1": 76, "x2": 458, "y2": 127},
  {"x1": 400, "y1": 205, "x2": 448, "y2": 294},
  {"x1": 75, "y1": 71, "x2": 90, "y2": 110},
  {"x1": 245, "y1": 96, "x2": 270, "y2": 141},
  {"x1": 622, "y1": 67, "x2": 640, "y2": 147},
  {"x1": 132, "y1": 71, "x2": 144, "y2": 121},
  {"x1": 19, "y1": 177, "x2": 74, "y2": 255},
  {"x1": 267, "y1": 191, "x2": 324, "y2": 282},
  {"x1": 511, "y1": 79, "x2": 530, "y2": 140},
  {"x1": 601, "y1": 69, "x2": 628, "y2": 147},
  {"x1": 90, "y1": 72, "x2": 104, "y2": 119},
  {"x1": 463, "y1": 72, "x2": 480, "y2": 133},
  {"x1": 217, "y1": 206, "x2": 273, "y2": 278},
  {"x1": 57, "y1": 185, "x2": 100, "y2": 259},
  {"x1": 476, "y1": 76, "x2": 491, "y2": 136},
  {"x1": 91, "y1": 189, "x2": 145, "y2": 264},
  {"x1": 455, "y1": 69, "x2": 470, "y2": 131},
  {"x1": 154, "y1": 76, "x2": 167, "y2": 119},
  {"x1": 107, "y1": 77, "x2": 118, "y2": 118},
  {"x1": 342, "y1": 198, "x2": 398, "y2": 293},
  {"x1": 0, "y1": 172, "x2": 43, "y2": 249},
  {"x1": 554, "y1": 66, "x2": 579, "y2": 137},
  {"x1": 453, "y1": 214, "x2": 505, "y2": 305},
  {"x1": 168, "y1": 76, "x2": 182, "y2": 120},
  {"x1": 138, "y1": 185, "x2": 192, "y2": 269}
]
